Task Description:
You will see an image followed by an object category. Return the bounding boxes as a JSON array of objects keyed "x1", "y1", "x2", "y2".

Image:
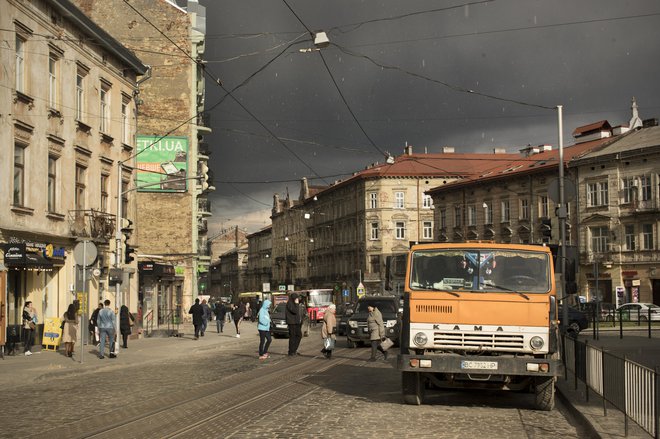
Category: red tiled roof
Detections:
[{"x1": 572, "y1": 120, "x2": 611, "y2": 136}]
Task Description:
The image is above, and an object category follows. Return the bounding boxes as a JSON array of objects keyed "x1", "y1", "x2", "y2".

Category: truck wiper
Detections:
[
  {"x1": 426, "y1": 287, "x2": 460, "y2": 297},
  {"x1": 481, "y1": 283, "x2": 530, "y2": 300}
]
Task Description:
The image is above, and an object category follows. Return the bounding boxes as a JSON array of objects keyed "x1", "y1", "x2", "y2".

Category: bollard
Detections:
[
  {"x1": 619, "y1": 308, "x2": 624, "y2": 339},
  {"x1": 648, "y1": 308, "x2": 652, "y2": 340}
]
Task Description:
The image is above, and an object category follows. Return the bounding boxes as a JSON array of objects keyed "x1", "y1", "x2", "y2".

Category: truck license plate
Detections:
[{"x1": 461, "y1": 361, "x2": 498, "y2": 370}]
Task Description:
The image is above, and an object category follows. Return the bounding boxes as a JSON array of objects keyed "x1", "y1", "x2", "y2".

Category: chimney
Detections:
[
  {"x1": 442, "y1": 146, "x2": 455, "y2": 154},
  {"x1": 493, "y1": 148, "x2": 507, "y2": 154},
  {"x1": 643, "y1": 118, "x2": 658, "y2": 128},
  {"x1": 404, "y1": 142, "x2": 413, "y2": 155}
]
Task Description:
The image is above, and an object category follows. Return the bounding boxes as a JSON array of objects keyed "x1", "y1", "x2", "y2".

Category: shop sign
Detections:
[
  {"x1": 43, "y1": 317, "x2": 63, "y2": 347},
  {"x1": 175, "y1": 266, "x2": 185, "y2": 276},
  {"x1": 43, "y1": 244, "x2": 66, "y2": 259},
  {"x1": 622, "y1": 271, "x2": 638, "y2": 277},
  {"x1": 2, "y1": 243, "x2": 26, "y2": 263}
]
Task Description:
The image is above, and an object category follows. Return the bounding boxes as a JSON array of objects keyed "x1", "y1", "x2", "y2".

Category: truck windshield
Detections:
[
  {"x1": 308, "y1": 290, "x2": 333, "y2": 307},
  {"x1": 410, "y1": 248, "x2": 550, "y2": 293}
]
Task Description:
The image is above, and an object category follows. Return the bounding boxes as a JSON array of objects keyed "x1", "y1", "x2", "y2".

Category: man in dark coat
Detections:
[
  {"x1": 214, "y1": 302, "x2": 227, "y2": 333},
  {"x1": 188, "y1": 298, "x2": 204, "y2": 340},
  {"x1": 285, "y1": 293, "x2": 303, "y2": 356}
]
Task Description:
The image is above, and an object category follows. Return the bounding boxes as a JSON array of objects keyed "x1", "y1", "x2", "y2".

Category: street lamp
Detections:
[{"x1": 556, "y1": 106, "x2": 569, "y2": 333}]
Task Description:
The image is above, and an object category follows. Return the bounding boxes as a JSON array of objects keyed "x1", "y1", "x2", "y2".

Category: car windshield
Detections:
[
  {"x1": 356, "y1": 300, "x2": 397, "y2": 314},
  {"x1": 273, "y1": 303, "x2": 286, "y2": 314},
  {"x1": 410, "y1": 248, "x2": 551, "y2": 293}
]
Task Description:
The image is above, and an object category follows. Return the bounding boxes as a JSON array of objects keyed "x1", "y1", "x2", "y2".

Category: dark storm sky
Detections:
[{"x1": 199, "y1": 0, "x2": 660, "y2": 233}]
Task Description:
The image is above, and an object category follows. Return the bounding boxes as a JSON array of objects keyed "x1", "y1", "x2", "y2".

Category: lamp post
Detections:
[{"x1": 557, "y1": 105, "x2": 569, "y2": 334}]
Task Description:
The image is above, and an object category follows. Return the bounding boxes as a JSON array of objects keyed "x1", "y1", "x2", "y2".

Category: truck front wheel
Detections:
[
  {"x1": 402, "y1": 372, "x2": 425, "y2": 405},
  {"x1": 534, "y1": 376, "x2": 556, "y2": 411}
]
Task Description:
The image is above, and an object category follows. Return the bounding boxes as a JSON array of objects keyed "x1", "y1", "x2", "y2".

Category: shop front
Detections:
[{"x1": 138, "y1": 261, "x2": 182, "y2": 328}]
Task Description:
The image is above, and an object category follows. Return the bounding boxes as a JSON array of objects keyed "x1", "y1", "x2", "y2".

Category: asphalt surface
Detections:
[{"x1": 0, "y1": 322, "x2": 656, "y2": 438}]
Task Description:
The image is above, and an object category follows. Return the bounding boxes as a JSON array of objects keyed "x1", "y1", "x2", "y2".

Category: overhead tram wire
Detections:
[
  {"x1": 281, "y1": 0, "x2": 390, "y2": 159},
  {"x1": 333, "y1": 43, "x2": 555, "y2": 111},
  {"x1": 122, "y1": 0, "x2": 329, "y2": 184}
]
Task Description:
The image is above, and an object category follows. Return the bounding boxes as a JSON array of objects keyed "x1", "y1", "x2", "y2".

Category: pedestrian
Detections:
[
  {"x1": 244, "y1": 302, "x2": 251, "y2": 323},
  {"x1": 232, "y1": 302, "x2": 245, "y2": 338},
  {"x1": 89, "y1": 302, "x2": 103, "y2": 346},
  {"x1": 62, "y1": 303, "x2": 78, "y2": 358},
  {"x1": 119, "y1": 305, "x2": 135, "y2": 348},
  {"x1": 22, "y1": 301, "x2": 36, "y2": 356},
  {"x1": 201, "y1": 299, "x2": 211, "y2": 336},
  {"x1": 188, "y1": 298, "x2": 204, "y2": 340},
  {"x1": 285, "y1": 293, "x2": 303, "y2": 356},
  {"x1": 214, "y1": 302, "x2": 227, "y2": 333},
  {"x1": 367, "y1": 305, "x2": 387, "y2": 361},
  {"x1": 97, "y1": 299, "x2": 116, "y2": 359},
  {"x1": 257, "y1": 299, "x2": 272, "y2": 359},
  {"x1": 321, "y1": 303, "x2": 337, "y2": 359}
]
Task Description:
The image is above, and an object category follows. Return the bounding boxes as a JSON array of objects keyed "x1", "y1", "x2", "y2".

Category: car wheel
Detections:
[
  {"x1": 534, "y1": 377, "x2": 556, "y2": 411},
  {"x1": 347, "y1": 338, "x2": 356, "y2": 349},
  {"x1": 402, "y1": 372, "x2": 425, "y2": 405}
]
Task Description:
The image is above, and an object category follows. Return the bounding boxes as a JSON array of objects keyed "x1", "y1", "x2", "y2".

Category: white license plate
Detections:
[
  {"x1": 362, "y1": 328, "x2": 369, "y2": 333},
  {"x1": 275, "y1": 324, "x2": 287, "y2": 329},
  {"x1": 461, "y1": 361, "x2": 498, "y2": 370}
]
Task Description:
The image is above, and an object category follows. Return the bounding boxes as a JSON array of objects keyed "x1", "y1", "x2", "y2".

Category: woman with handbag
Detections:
[
  {"x1": 22, "y1": 301, "x2": 36, "y2": 356},
  {"x1": 119, "y1": 305, "x2": 135, "y2": 349},
  {"x1": 321, "y1": 304, "x2": 337, "y2": 359},
  {"x1": 62, "y1": 303, "x2": 78, "y2": 357},
  {"x1": 367, "y1": 305, "x2": 388, "y2": 361}
]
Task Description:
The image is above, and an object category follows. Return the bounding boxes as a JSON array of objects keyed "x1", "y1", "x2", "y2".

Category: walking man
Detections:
[
  {"x1": 285, "y1": 293, "x2": 303, "y2": 356},
  {"x1": 214, "y1": 302, "x2": 227, "y2": 333},
  {"x1": 189, "y1": 298, "x2": 204, "y2": 340},
  {"x1": 97, "y1": 299, "x2": 116, "y2": 359},
  {"x1": 201, "y1": 299, "x2": 211, "y2": 337}
]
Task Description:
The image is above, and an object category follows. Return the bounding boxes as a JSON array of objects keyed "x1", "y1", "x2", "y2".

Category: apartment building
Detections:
[
  {"x1": 270, "y1": 146, "x2": 522, "y2": 299},
  {"x1": 244, "y1": 226, "x2": 273, "y2": 294},
  {"x1": 71, "y1": 0, "x2": 213, "y2": 324},
  {"x1": 1, "y1": 0, "x2": 146, "y2": 345},
  {"x1": 571, "y1": 119, "x2": 660, "y2": 305}
]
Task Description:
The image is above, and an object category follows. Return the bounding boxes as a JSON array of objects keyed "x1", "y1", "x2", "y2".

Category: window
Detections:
[
  {"x1": 423, "y1": 221, "x2": 433, "y2": 239},
  {"x1": 539, "y1": 196, "x2": 549, "y2": 218},
  {"x1": 467, "y1": 205, "x2": 476, "y2": 226},
  {"x1": 484, "y1": 201, "x2": 493, "y2": 224},
  {"x1": 395, "y1": 221, "x2": 406, "y2": 239},
  {"x1": 369, "y1": 192, "x2": 378, "y2": 209},
  {"x1": 422, "y1": 194, "x2": 433, "y2": 209},
  {"x1": 621, "y1": 177, "x2": 635, "y2": 204},
  {"x1": 501, "y1": 199, "x2": 510, "y2": 222},
  {"x1": 76, "y1": 70, "x2": 85, "y2": 121},
  {"x1": 439, "y1": 208, "x2": 446, "y2": 229},
  {"x1": 640, "y1": 175, "x2": 651, "y2": 201},
  {"x1": 48, "y1": 156, "x2": 57, "y2": 212},
  {"x1": 370, "y1": 255, "x2": 380, "y2": 274},
  {"x1": 370, "y1": 222, "x2": 379, "y2": 240},
  {"x1": 590, "y1": 226, "x2": 609, "y2": 253},
  {"x1": 394, "y1": 191, "x2": 405, "y2": 209},
  {"x1": 520, "y1": 198, "x2": 529, "y2": 220},
  {"x1": 15, "y1": 35, "x2": 26, "y2": 92},
  {"x1": 624, "y1": 225, "x2": 636, "y2": 251},
  {"x1": 642, "y1": 224, "x2": 654, "y2": 250},
  {"x1": 48, "y1": 54, "x2": 59, "y2": 109},
  {"x1": 100, "y1": 82, "x2": 110, "y2": 133},
  {"x1": 13, "y1": 145, "x2": 25, "y2": 205},
  {"x1": 454, "y1": 206, "x2": 461, "y2": 227},
  {"x1": 100, "y1": 174, "x2": 109, "y2": 212},
  {"x1": 121, "y1": 99, "x2": 130, "y2": 145},
  {"x1": 75, "y1": 165, "x2": 86, "y2": 211},
  {"x1": 587, "y1": 181, "x2": 609, "y2": 207}
]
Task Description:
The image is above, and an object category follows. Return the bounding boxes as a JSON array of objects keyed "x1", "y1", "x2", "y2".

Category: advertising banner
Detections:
[
  {"x1": 136, "y1": 135, "x2": 189, "y2": 192},
  {"x1": 43, "y1": 317, "x2": 63, "y2": 347}
]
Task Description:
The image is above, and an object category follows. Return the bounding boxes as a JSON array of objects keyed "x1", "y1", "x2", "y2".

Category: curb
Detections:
[{"x1": 555, "y1": 381, "x2": 601, "y2": 439}]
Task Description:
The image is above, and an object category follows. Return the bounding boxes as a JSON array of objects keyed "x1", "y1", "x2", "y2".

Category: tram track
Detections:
[{"x1": 72, "y1": 346, "x2": 367, "y2": 438}]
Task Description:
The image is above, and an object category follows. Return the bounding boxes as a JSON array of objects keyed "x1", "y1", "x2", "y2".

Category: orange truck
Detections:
[{"x1": 397, "y1": 242, "x2": 562, "y2": 410}]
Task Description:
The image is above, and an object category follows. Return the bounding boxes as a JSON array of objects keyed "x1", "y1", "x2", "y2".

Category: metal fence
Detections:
[{"x1": 563, "y1": 335, "x2": 659, "y2": 438}]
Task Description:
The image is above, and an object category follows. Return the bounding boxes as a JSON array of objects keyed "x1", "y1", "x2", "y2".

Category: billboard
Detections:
[{"x1": 136, "y1": 135, "x2": 189, "y2": 192}]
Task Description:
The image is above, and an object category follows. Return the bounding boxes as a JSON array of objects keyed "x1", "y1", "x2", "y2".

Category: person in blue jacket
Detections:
[{"x1": 257, "y1": 299, "x2": 272, "y2": 360}]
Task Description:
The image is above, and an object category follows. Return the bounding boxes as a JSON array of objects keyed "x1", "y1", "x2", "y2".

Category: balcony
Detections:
[
  {"x1": 198, "y1": 219, "x2": 208, "y2": 234},
  {"x1": 198, "y1": 141, "x2": 212, "y2": 158},
  {"x1": 198, "y1": 198, "x2": 212, "y2": 217},
  {"x1": 197, "y1": 112, "x2": 211, "y2": 133},
  {"x1": 68, "y1": 209, "x2": 115, "y2": 242}
]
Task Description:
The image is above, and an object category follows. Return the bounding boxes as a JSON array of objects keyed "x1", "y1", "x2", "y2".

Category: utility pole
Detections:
[
  {"x1": 114, "y1": 161, "x2": 123, "y2": 356},
  {"x1": 557, "y1": 106, "x2": 569, "y2": 332}
]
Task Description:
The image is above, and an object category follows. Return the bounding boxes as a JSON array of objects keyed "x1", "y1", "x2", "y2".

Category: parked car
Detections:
[
  {"x1": 336, "y1": 303, "x2": 355, "y2": 336},
  {"x1": 346, "y1": 295, "x2": 400, "y2": 348},
  {"x1": 269, "y1": 302, "x2": 310, "y2": 337},
  {"x1": 559, "y1": 305, "x2": 589, "y2": 336},
  {"x1": 580, "y1": 302, "x2": 616, "y2": 322},
  {"x1": 613, "y1": 303, "x2": 660, "y2": 322}
]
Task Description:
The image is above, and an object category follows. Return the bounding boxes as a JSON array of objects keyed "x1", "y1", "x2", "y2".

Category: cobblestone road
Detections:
[{"x1": 0, "y1": 324, "x2": 586, "y2": 439}]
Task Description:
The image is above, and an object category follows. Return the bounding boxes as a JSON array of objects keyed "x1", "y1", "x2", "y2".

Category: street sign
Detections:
[
  {"x1": 356, "y1": 282, "x2": 365, "y2": 298},
  {"x1": 278, "y1": 285, "x2": 286, "y2": 292},
  {"x1": 73, "y1": 241, "x2": 97, "y2": 267},
  {"x1": 343, "y1": 289, "x2": 349, "y2": 297}
]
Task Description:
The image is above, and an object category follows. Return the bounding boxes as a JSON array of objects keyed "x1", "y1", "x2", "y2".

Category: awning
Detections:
[{"x1": 2, "y1": 243, "x2": 54, "y2": 270}]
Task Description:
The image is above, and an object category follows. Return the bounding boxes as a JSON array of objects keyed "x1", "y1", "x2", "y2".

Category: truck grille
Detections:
[{"x1": 433, "y1": 332, "x2": 525, "y2": 351}]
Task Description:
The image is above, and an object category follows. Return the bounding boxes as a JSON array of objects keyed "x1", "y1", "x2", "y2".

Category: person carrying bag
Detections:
[{"x1": 321, "y1": 304, "x2": 337, "y2": 359}]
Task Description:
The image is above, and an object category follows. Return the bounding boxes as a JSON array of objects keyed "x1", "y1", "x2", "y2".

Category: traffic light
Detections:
[
  {"x1": 124, "y1": 244, "x2": 136, "y2": 264},
  {"x1": 540, "y1": 218, "x2": 552, "y2": 242}
]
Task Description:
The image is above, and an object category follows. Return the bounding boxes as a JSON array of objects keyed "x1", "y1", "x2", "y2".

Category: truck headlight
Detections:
[
  {"x1": 386, "y1": 320, "x2": 396, "y2": 328},
  {"x1": 413, "y1": 332, "x2": 428, "y2": 347},
  {"x1": 348, "y1": 320, "x2": 358, "y2": 328},
  {"x1": 530, "y1": 336, "x2": 544, "y2": 351}
]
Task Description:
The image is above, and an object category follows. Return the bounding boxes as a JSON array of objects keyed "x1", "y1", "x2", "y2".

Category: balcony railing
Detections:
[
  {"x1": 197, "y1": 112, "x2": 211, "y2": 129},
  {"x1": 198, "y1": 198, "x2": 211, "y2": 215},
  {"x1": 68, "y1": 209, "x2": 115, "y2": 242}
]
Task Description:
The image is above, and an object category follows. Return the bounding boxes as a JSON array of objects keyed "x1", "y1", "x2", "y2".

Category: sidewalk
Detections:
[{"x1": 0, "y1": 320, "x2": 253, "y2": 389}]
